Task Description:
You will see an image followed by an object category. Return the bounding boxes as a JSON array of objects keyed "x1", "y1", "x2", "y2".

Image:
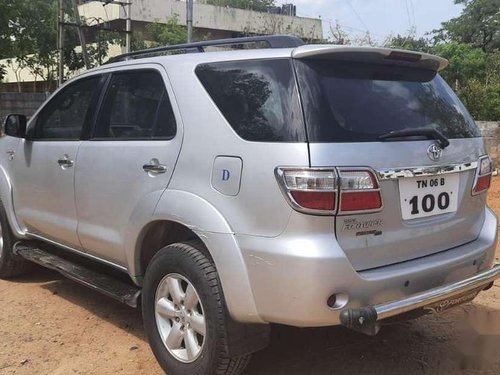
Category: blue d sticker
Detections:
[{"x1": 222, "y1": 169, "x2": 230, "y2": 181}]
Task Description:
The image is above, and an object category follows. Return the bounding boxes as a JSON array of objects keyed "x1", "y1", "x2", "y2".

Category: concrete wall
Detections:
[
  {"x1": 477, "y1": 121, "x2": 500, "y2": 169},
  {"x1": 0, "y1": 92, "x2": 49, "y2": 124},
  {"x1": 80, "y1": 0, "x2": 323, "y2": 40}
]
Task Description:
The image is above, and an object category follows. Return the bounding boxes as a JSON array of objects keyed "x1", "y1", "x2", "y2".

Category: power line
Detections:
[
  {"x1": 404, "y1": 0, "x2": 411, "y2": 29},
  {"x1": 345, "y1": 0, "x2": 370, "y2": 32},
  {"x1": 297, "y1": 11, "x2": 386, "y2": 39}
]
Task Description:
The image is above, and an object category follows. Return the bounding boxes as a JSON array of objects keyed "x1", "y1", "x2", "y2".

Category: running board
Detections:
[{"x1": 14, "y1": 243, "x2": 141, "y2": 308}]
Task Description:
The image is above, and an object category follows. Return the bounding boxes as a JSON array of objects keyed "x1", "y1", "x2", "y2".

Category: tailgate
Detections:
[
  {"x1": 311, "y1": 139, "x2": 487, "y2": 270},
  {"x1": 293, "y1": 50, "x2": 489, "y2": 270}
]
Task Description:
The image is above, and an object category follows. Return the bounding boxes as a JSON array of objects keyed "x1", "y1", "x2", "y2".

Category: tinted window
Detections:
[
  {"x1": 196, "y1": 59, "x2": 305, "y2": 142},
  {"x1": 95, "y1": 70, "x2": 176, "y2": 140},
  {"x1": 295, "y1": 60, "x2": 481, "y2": 143},
  {"x1": 36, "y1": 76, "x2": 101, "y2": 140}
]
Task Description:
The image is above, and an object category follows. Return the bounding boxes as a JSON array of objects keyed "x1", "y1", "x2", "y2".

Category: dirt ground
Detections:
[{"x1": 1, "y1": 180, "x2": 500, "y2": 375}]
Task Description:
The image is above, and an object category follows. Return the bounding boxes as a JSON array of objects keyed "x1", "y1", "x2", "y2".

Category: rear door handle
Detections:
[
  {"x1": 57, "y1": 156, "x2": 74, "y2": 168},
  {"x1": 143, "y1": 159, "x2": 167, "y2": 174}
]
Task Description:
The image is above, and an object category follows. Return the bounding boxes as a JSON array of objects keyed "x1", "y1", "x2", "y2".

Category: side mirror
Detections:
[{"x1": 3, "y1": 114, "x2": 27, "y2": 138}]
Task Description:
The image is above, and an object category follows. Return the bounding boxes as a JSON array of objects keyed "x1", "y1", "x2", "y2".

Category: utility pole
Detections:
[
  {"x1": 125, "y1": 0, "x2": 132, "y2": 52},
  {"x1": 187, "y1": 0, "x2": 193, "y2": 43},
  {"x1": 102, "y1": 0, "x2": 132, "y2": 52},
  {"x1": 58, "y1": 0, "x2": 64, "y2": 86},
  {"x1": 72, "y1": 0, "x2": 91, "y2": 70}
]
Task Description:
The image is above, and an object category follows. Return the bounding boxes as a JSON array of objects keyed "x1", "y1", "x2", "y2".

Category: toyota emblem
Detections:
[{"x1": 427, "y1": 143, "x2": 443, "y2": 161}]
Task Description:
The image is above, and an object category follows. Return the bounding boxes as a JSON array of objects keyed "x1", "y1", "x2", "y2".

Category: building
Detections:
[
  {"x1": 80, "y1": 0, "x2": 322, "y2": 43},
  {"x1": 0, "y1": 0, "x2": 323, "y2": 91}
]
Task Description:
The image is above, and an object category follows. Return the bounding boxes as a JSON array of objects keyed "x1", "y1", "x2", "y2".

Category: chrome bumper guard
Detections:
[{"x1": 340, "y1": 264, "x2": 500, "y2": 335}]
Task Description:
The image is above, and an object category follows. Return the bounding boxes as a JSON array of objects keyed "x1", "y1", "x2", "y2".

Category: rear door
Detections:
[
  {"x1": 294, "y1": 54, "x2": 488, "y2": 271},
  {"x1": 75, "y1": 66, "x2": 182, "y2": 266}
]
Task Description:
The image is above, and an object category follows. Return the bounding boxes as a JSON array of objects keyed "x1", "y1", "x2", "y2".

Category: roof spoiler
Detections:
[{"x1": 292, "y1": 45, "x2": 448, "y2": 72}]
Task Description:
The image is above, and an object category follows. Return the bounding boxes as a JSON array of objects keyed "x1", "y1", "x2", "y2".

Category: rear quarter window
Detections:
[{"x1": 195, "y1": 59, "x2": 306, "y2": 142}]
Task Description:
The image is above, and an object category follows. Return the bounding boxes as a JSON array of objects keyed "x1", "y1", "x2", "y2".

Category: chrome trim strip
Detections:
[
  {"x1": 373, "y1": 263, "x2": 500, "y2": 320},
  {"x1": 377, "y1": 161, "x2": 478, "y2": 180},
  {"x1": 26, "y1": 233, "x2": 128, "y2": 272}
]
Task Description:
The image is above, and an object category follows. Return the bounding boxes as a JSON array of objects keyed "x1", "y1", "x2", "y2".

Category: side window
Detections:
[
  {"x1": 35, "y1": 76, "x2": 101, "y2": 140},
  {"x1": 94, "y1": 70, "x2": 176, "y2": 140},
  {"x1": 195, "y1": 59, "x2": 305, "y2": 142}
]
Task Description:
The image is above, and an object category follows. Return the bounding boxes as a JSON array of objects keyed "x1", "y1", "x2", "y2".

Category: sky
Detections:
[{"x1": 276, "y1": 0, "x2": 465, "y2": 42}]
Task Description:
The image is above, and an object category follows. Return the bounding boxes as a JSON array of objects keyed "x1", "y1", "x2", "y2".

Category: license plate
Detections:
[{"x1": 399, "y1": 173, "x2": 459, "y2": 220}]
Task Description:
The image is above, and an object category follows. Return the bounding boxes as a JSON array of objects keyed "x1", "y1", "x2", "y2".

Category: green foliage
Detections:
[
  {"x1": 432, "y1": 42, "x2": 488, "y2": 86},
  {"x1": 435, "y1": 0, "x2": 500, "y2": 52},
  {"x1": 205, "y1": 0, "x2": 276, "y2": 12},
  {"x1": 2, "y1": 0, "x2": 119, "y2": 88},
  {"x1": 385, "y1": 1, "x2": 500, "y2": 120},
  {"x1": 146, "y1": 15, "x2": 187, "y2": 47},
  {"x1": 386, "y1": 35, "x2": 433, "y2": 53},
  {"x1": 0, "y1": 1, "x2": 15, "y2": 59}
]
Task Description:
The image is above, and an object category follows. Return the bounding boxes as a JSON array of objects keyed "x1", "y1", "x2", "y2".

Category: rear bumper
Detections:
[
  {"x1": 340, "y1": 263, "x2": 500, "y2": 334},
  {"x1": 235, "y1": 207, "x2": 498, "y2": 327}
]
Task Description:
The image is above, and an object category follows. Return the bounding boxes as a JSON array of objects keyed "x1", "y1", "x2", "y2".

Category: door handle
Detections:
[
  {"x1": 143, "y1": 160, "x2": 167, "y2": 174},
  {"x1": 57, "y1": 156, "x2": 74, "y2": 168}
]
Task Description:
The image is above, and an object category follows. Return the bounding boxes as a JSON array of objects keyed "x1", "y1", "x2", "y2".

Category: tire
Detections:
[
  {"x1": 142, "y1": 241, "x2": 252, "y2": 375},
  {"x1": 0, "y1": 200, "x2": 31, "y2": 278}
]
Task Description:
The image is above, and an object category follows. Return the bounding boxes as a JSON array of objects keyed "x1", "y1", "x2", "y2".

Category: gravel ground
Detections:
[{"x1": 0, "y1": 178, "x2": 499, "y2": 375}]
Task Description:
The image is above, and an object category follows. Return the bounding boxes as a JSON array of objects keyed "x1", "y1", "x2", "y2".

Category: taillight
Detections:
[
  {"x1": 275, "y1": 167, "x2": 383, "y2": 215},
  {"x1": 338, "y1": 170, "x2": 382, "y2": 213},
  {"x1": 472, "y1": 156, "x2": 492, "y2": 195},
  {"x1": 275, "y1": 168, "x2": 337, "y2": 214}
]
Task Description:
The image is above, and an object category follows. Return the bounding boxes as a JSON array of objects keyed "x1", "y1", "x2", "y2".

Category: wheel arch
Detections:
[{"x1": 129, "y1": 189, "x2": 264, "y2": 324}]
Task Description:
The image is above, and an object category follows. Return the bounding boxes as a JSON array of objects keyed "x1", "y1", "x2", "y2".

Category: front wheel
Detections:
[{"x1": 142, "y1": 241, "x2": 251, "y2": 375}]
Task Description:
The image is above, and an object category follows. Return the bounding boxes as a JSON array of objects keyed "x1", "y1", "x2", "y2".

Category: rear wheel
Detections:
[
  {"x1": 0, "y1": 201, "x2": 31, "y2": 278},
  {"x1": 142, "y1": 241, "x2": 252, "y2": 375}
]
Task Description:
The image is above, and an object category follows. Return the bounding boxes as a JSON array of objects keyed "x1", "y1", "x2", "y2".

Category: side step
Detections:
[{"x1": 14, "y1": 242, "x2": 141, "y2": 308}]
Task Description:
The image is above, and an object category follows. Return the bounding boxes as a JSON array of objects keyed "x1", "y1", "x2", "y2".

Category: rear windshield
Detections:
[
  {"x1": 195, "y1": 59, "x2": 305, "y2": 142},
  {"x1": 295, "y1": 60, "x2": 481, "y2": 143}
]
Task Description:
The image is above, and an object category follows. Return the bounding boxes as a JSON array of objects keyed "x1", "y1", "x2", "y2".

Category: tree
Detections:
[
  {"x1": 434, "y1": 0, "x2": 500, "y2": 52},
  {"x1": 432, "y1": 42, "x2": 487, "y2": 87},
  {"x1": 0, "y1": 1, "x2": 15, "y2": 60},
  {"x1": 146, "y1": 15, "x2": 188, "y2": 47},
  {"x1": 329, "y1": 22, "x2": 351, "y2": 45},
  {"x1": 206, "y1": 0, "x2": 276, "y2": 12},
  {"x1": 2, "y1": 0, "x2": 120, "y2": 90},
  {"x1": 386, "y1": 35, "x2": 433, "y2": 53}
]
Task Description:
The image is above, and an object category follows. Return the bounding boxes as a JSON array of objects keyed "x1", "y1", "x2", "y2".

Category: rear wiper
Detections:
[{"x1": 378, "y1": 127, "x2": 450, "y2": 149}]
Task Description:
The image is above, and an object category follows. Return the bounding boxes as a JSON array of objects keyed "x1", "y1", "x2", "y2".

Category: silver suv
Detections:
[{"x1": 1, "y1": 36, "x2": 499, "y2": 375}]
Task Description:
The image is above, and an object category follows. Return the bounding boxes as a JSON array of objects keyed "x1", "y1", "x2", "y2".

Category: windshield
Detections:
[{"x1": 294, "y1": 59, "x2": 481, "y2": 143}]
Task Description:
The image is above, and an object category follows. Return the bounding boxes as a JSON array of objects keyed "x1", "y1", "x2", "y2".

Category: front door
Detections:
[
  {"x1": 11, "y1": 75, "x2": 103, "y2": 249},
  {"x1": 75, "y1": 67, "x2": 181, "y2": 266}
]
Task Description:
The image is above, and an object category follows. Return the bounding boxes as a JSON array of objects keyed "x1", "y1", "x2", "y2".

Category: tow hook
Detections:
[{"x1": 339, "y1": 307, "x2": 380, "y2": 336}]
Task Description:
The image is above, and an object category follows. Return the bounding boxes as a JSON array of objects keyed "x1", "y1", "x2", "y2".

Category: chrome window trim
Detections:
[{"x1": 377, "y1": 161, "x2": 478, "y2": 180}]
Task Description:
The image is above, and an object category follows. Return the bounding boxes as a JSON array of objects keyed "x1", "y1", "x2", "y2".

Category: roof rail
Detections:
[{"x1": 105, "y1": 35, "x2": 305, "y2": 64}]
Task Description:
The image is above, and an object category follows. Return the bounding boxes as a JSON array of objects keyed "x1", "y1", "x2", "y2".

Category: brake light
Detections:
[
  {"x1": 338, "y1": 170, "x2": 382, "y2": 213},
  {"x1": 472, "y1": 156, "x2": 492, "y2": 195},
  {"x1": 275, "y1": 167, "x2": 383, "y2": 215},
  {"x1": 290, "y1": 191, "x2": 336, "y2": 211}
]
